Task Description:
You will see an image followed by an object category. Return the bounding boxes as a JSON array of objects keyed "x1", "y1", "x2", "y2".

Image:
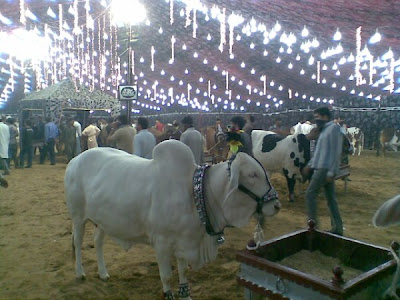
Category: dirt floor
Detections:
[{"x1": 0, "y1": 150, "x2": 399, "y2": 300}]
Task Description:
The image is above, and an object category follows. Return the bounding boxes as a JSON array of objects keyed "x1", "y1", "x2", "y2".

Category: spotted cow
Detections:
[
  {"x1": 252, "y1": 130, "x2": 310, "y2": 202},
  {"x1": 380, "y1": 128, "x2": 400, "y2": 156},
  {"x1": 346, "y1": 127, "x2": 364, "y2": 156}
]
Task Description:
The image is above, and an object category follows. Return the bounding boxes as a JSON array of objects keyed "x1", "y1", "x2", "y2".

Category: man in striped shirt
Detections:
[{"x1": 304, "y1": 107, "x2": 343, "y2": 236}]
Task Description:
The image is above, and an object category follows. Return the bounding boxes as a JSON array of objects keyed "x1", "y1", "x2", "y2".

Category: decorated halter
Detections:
[
  {"x1": 193, "y1": 154, "x2": 278, "y2": 245},
  {"x1": 227, "y1": 154, "x2": 278, "y2": 216},
  {"x1": 193, "y1": 164, "x2": 225, "y2": 244}
]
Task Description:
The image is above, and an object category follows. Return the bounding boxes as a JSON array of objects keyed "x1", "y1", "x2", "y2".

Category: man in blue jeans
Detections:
[
  {"x1": 303, "y1": 107, "x2": 343, "y2": 235},
  {"x1": 44, "y1": 117, "x2": 59, "y2": 165}
]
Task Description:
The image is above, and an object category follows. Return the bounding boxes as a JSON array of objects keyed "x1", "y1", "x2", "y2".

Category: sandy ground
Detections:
[{"x1": 0, "y1": 150, "x2": 399, "y2": 299}]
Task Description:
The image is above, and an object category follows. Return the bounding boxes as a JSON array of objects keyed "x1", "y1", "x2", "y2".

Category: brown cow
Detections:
[
  {"x1": 203, "y1": 126, "x2": 229, "y2": 164},
  {"x1": 380, "y1": 128, "x2": 400, "y2": 156}
]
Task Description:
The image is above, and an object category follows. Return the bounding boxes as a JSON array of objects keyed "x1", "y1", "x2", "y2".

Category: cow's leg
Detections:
[
  {"x1": 72, "y1": 220, "x2": 86, "y2": 279},
  {"x1": 156, "y1": 248, "x2": 175, "y2": 300},
  {"x1": 283, "y1": 169, "x2": 296, "y2": 202},
  {"x1": 94, "y1": 226, "x2": 109, "y2": 280},
  {"x1": 177, "y1": 257, "x2": 192, "y2": 300}
]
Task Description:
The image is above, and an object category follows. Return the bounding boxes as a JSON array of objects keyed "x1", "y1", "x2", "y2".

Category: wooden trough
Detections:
[{"x1": 236, "y1": 220, "x2": 398, "y2": 300}]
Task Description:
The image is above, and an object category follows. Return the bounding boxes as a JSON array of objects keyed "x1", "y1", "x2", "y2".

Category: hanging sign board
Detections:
[{"x1": 118, "y1": 85, "x2": 137, "y2": 101}]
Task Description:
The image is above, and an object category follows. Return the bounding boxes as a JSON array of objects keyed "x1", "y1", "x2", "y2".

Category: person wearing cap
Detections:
[
  {"x1": 180, "y1": 116, "x2": 204, "y2": 164},
  {"x1": 227, "y1": 116, "x2": 253, "y2": 157}
]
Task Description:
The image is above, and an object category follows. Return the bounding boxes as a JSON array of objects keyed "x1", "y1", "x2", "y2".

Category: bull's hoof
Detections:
[
  {"x1": 0, "y1": 178, "x2": 8, "y2": 188},
  {"x1": 99, "y1": 273, "x2": 110, "y2": 281},
  {"x1": 76, "y1": 274, "x2": 86, "y2": 281}
]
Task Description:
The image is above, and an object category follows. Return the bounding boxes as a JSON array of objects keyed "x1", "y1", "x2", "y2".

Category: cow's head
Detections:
[{"x1": 224, "y1": 153, "x2": 280, "y2": 228}]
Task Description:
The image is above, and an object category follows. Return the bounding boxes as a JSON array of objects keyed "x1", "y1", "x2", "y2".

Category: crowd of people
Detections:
[{"x1": 0, "y1": 107, "x2": 349, "y2": 236}]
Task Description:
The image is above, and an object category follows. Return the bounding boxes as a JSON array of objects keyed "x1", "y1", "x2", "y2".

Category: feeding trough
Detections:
[{"x1": 236, "y1": 220, "x2": 398, "y2": 300}]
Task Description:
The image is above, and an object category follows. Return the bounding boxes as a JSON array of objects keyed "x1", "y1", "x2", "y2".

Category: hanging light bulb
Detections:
[
  {"x1": 311, "y1": 74, "x2": 316, "y2": 79},
  {"x1": 322, "y1": 78, "x2": 327, "y2": 84},
  {"x1": 207, "y1": 33, "x2": 212, "y2": 41},
  {"x1": 263, "y1": 50, "x2": 268, "y2": 56},
  {"x1": 332, "y1": 82, "x2": 337, "y2": 88},
  {"x1": 287, "y1": 47, "x2": 293, "y2": 54},
  {"x1": 369, "y1": 30, "x2": 381, "y2": 44},
  {"x1": 251, "y1": 68, "x2": 256, "y2": 74},
  {"x1": 333, "y1": 28, "x2": 342, "y2": 41},
  {"x1": 300, "y1": 69, "x2": 305, "y2": 75},
  {"x1": 276, "y1": 57, "x2": 281, "y2": 63},
  {"x1": 279, "y1": 46, "x2": 284, "y2": 53},
  {"x1": 332, "y1": 63, "x2": 338, "y2": 70},
  {"x1": 241, "y1": 62, "x2": 246, "y2": 68},
  {"x1": 296, "y1": 54, "x2": 301, "y2": 61},
  {"x1": 301, "y1": 26, "x2": 309, "y2": 37},
  {"x1": 308, "y1": 55, "x2": 315, "y2": 65},
  {"x1": 336, "y1": 70, "x2": 341, "y2": 76},
  {"x1": 288, "y1": 62, "x2": 293, "y2": 69},
  {"x1": 274, "y1": 21, "x2": 281, "y2": 32},
  {"x1": 322, "y1": 64, "x2": 328, "y2": 71}
]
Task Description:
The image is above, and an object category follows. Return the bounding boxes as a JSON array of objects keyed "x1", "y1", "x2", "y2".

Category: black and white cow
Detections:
[
  {"x1": 346, "y1": 127, "x2": 364, "y2": 156},
  {"x1": 252, "y1": 130, "x2": 310, "y2": 202}
]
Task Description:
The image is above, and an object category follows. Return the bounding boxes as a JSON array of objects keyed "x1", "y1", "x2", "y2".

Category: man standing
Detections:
[
  {"x1": 44, "y1": 117, "x2": 59, "y2": 165},
  {"x1": 154, "y1": 119, "x2": 165, "y2": 132},
  {"x1": 304, "y1": 107, "x2": 343, "y2": 236},
  {"x1": 82, "y1": 119, "x2": 101, "y2": 149},
  {"x1": 107, "y1": 115, "x2": 136, "y2": 154},
  {"x1": 7, "y1": 117, "x2": 19, "y2": 169},
  {"x1": 169, "y1": 120, "x2": 182, "y2": 140},
  {"x1": 227, "y1": 116, "x2": 253, "y2": 157},
  {"x1": 134, "y1": 117, "x2": 156, "y2": 159},
  {"x1": 0, "y1": 116, "x2": 10, "y2": 175},
  {"x1": 180, "y1": 116, "x2": 204, "y2": 164},
  {"x1": 63, "y1": 118, "x2": 77, "y2": 163},
  {"x1": 33, "y1": 116, "x2": 46, "y2": 163},
  {"x1": 19, "y1": 119, "x2": 34, "y2": 168},
  {"x1": 73, "y1": 118, "x2": 82, "y2": 155}
]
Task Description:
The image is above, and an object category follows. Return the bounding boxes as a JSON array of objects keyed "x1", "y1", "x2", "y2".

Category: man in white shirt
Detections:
[
  {"x1": 73, "y1": 119, "x2": 82, "y2": 155},
  {"x1": 180, "y1": 116, "x2": 204, "y2": 165},
  {"x1": 134, "y1": 117, "x2": 156, "y2": 159},
  {"x1": 0, "y1": 116, "x2": 10, "y2": 175}
]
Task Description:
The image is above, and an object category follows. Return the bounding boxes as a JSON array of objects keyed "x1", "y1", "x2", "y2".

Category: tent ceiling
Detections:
[{"x1": 0, "y1": 0, "x2": 399, "y2": 113}]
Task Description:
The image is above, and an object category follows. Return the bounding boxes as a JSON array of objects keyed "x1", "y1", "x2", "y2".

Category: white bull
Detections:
[{"x1": 65, "y1": 140, "x2": 280, "y2": 300}]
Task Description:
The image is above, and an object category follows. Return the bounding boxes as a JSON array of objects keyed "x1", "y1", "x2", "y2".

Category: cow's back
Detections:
[
  {"x1": 252, "y1": 130, "x2": 287, "y2": 172},
  {"x1": 65, "y1": 141, "x2": 198, "y2": 247}
]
